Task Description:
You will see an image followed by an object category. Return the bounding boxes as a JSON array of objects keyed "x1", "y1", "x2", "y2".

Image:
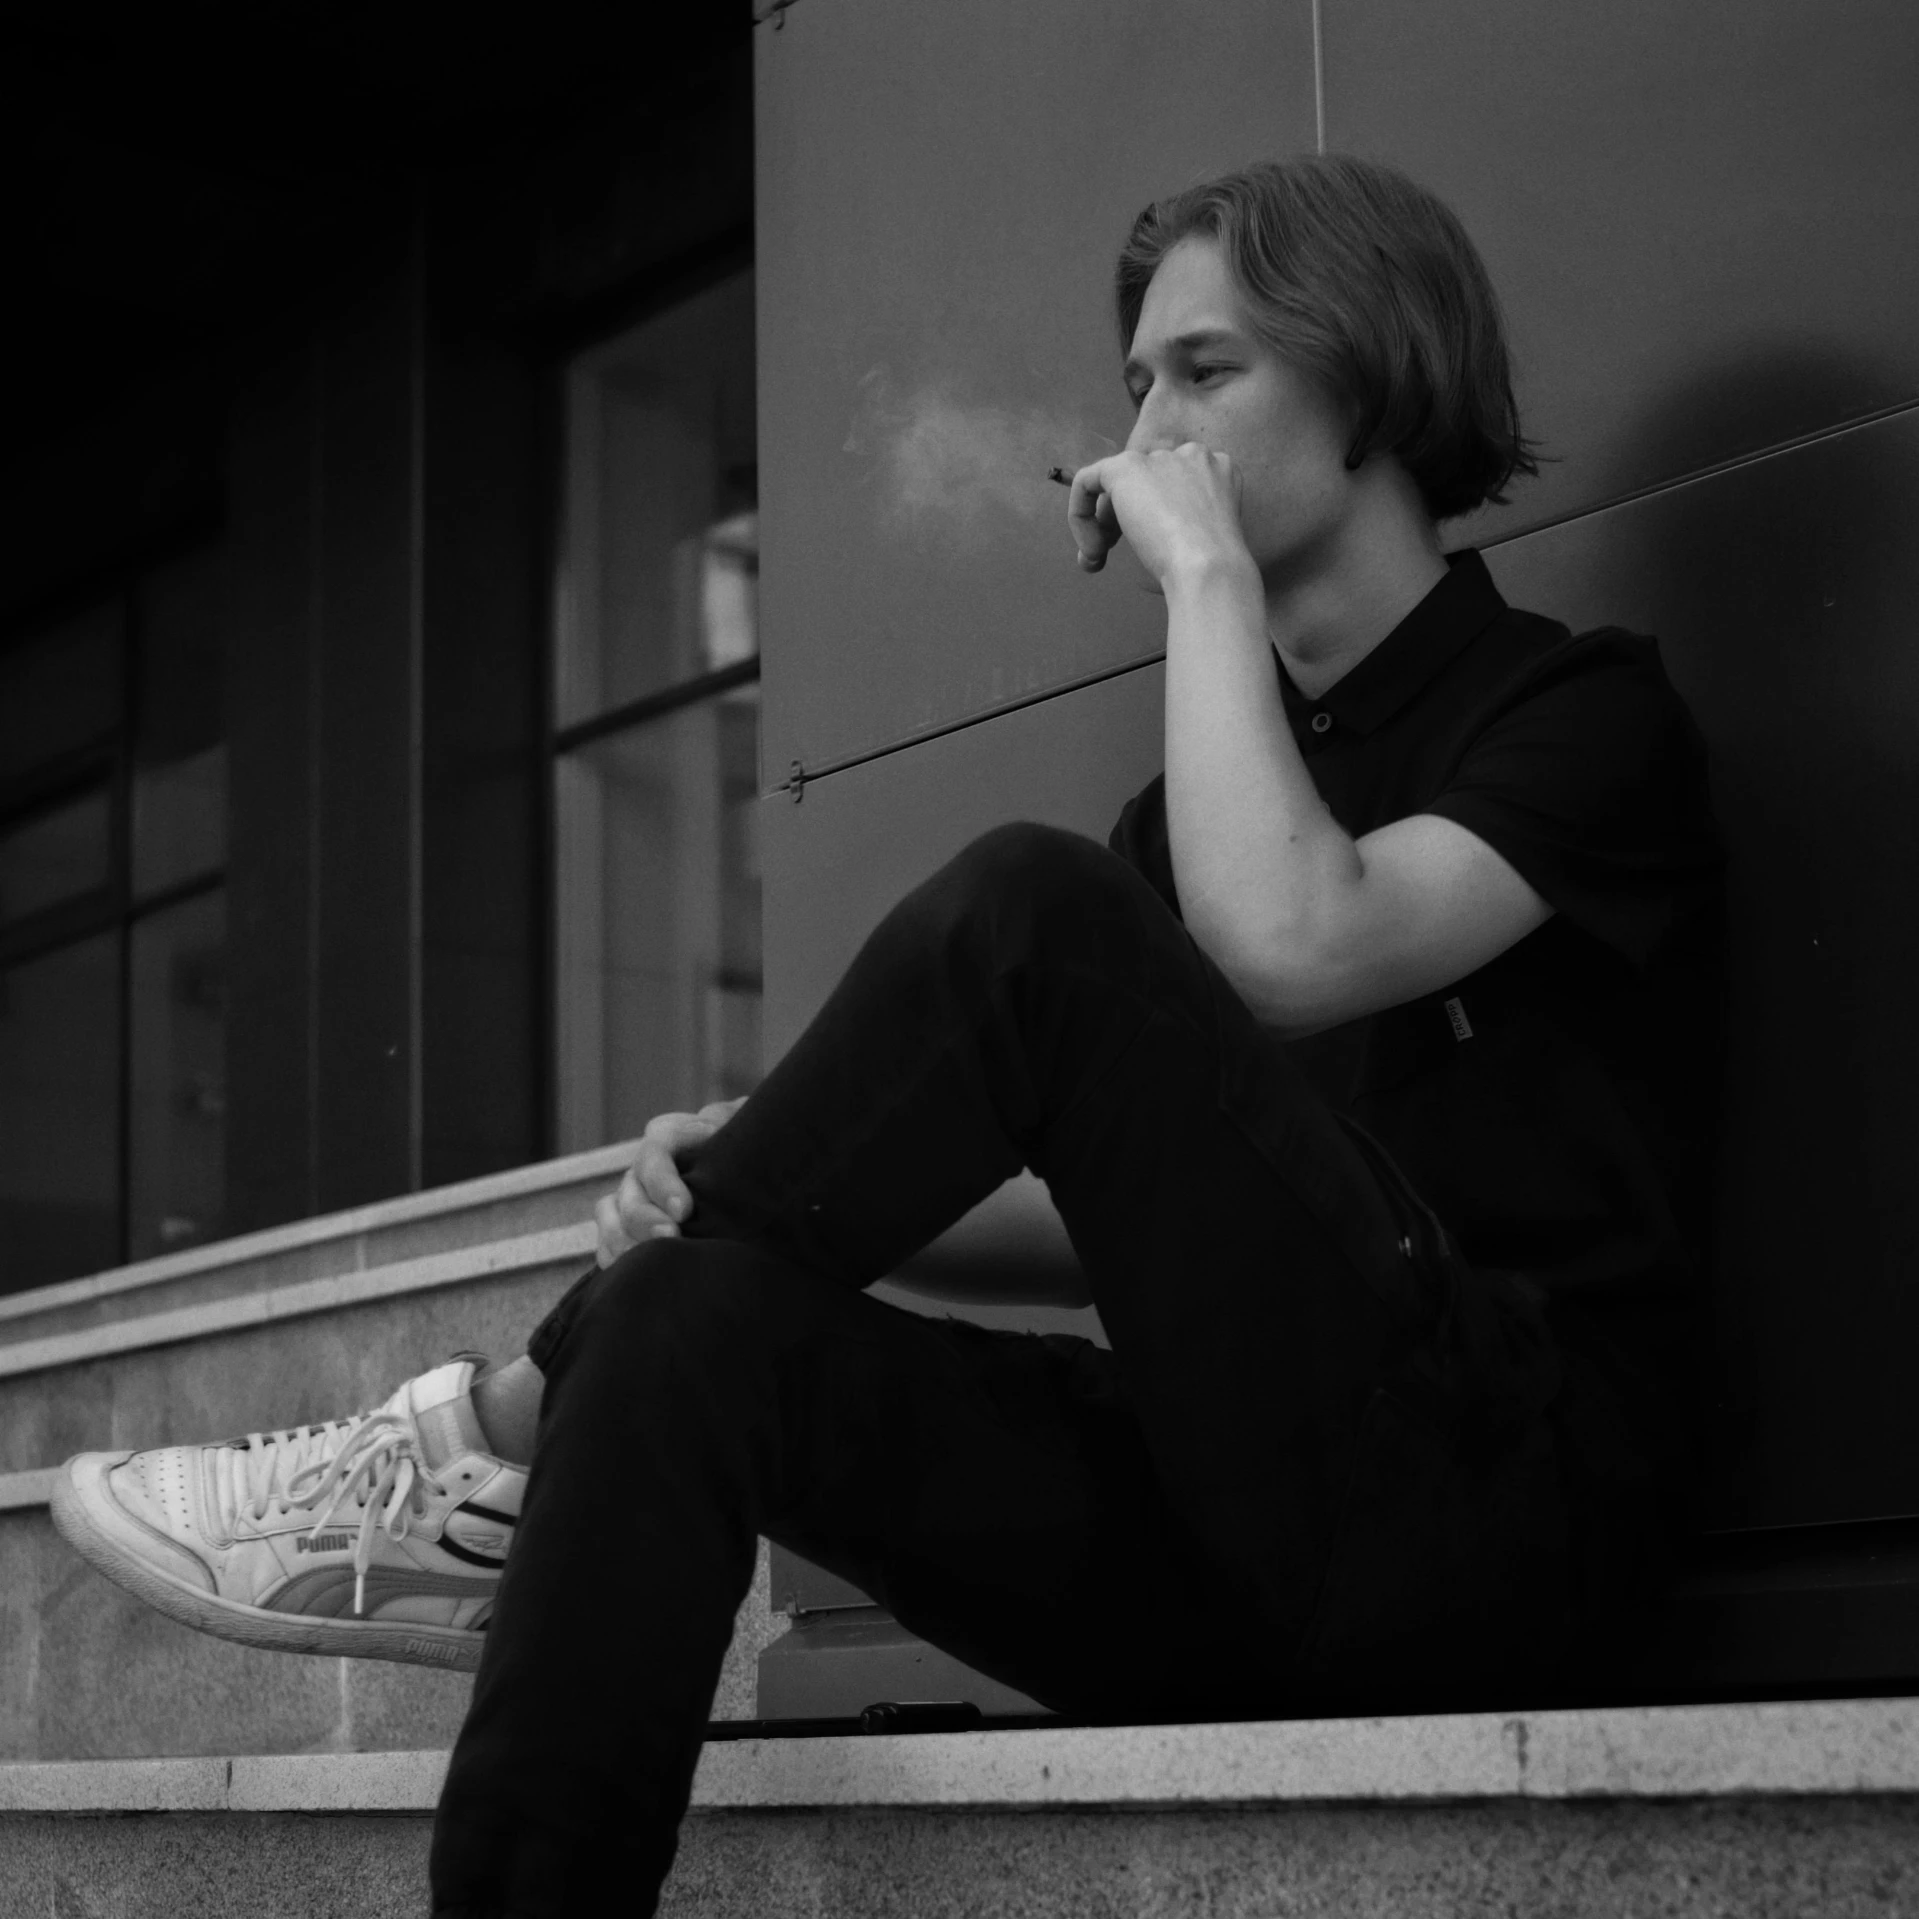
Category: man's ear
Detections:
[{"x1": 1339, "y1": 388, "x2": 1380, "y2": 474}]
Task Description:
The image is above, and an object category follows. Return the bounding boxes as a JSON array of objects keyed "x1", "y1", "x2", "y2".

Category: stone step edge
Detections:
[
  {"x1": 4, "y1": 1698, "x2": 1919, "y2": 1816},
  {"x1": 0, "y1": 1469, "x2": 55, "y2": 1513},
  {"x1": 0, "y1": 1222, "x2": 598, "y2": 1386},
  {"x1": 0, "y1": 1141, "x2": 639, "y2": 1332}
]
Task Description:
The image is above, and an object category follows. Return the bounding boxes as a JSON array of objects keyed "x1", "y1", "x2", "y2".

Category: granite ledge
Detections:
[
  {"x1": 3, "y1": 1697, "x2": 1917, "y2": 1817},
  {"x1": 0, "y1": 1141, "x2": 639, "y2": 1332}
]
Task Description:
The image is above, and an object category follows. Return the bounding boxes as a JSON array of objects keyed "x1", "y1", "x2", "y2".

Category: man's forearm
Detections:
[{"x1": 1162, "y1": 561, "x2": 1364, "y2": 1025}]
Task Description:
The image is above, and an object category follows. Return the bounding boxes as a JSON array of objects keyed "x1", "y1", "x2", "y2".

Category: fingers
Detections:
[
  {"x1": 597, "y1": 1103, "x2": 744, "y2": 1268},
  {"x1": 598, "y1": 1155, "x2": 684, "y2": 1267},
  {"x1": 595, "y1": 1190, "x2": 633, "y2": 1269},
  {"x1": 629, "y1": 1117, "x2": 706, "y2": 1223},
  {"x1": 1067, "y1": 461, "x2": 1124, "y2": 573}
]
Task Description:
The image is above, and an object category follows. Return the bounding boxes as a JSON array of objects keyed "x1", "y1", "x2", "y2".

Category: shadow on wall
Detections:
[{"x1": 1600, "y1": 346, "x2": 1919, "y2": 1528}]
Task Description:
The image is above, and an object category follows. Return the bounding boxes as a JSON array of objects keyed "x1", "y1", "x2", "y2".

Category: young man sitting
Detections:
[{"x1": 53, "y1": 154, "x2": 1724, "y2": 1918}]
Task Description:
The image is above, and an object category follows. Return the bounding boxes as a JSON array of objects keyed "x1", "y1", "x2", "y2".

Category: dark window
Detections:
[{"x1": 0, "y1": 547, "x2": 228, "y2": 1294}]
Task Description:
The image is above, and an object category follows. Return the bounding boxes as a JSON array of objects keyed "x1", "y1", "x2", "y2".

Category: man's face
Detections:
[{"x1": 1122, "y1": 235, "x2": 1359, "y2": 583}]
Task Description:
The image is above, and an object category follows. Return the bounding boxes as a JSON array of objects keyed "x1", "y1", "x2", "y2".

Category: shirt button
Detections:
[{"x1": 1310, "y1": 711, "x2": 1333, "y2": 735}]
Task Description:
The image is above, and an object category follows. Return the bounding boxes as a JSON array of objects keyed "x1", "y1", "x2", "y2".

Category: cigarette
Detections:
[{"x1": 1047, "y1": 466, "x2": 1074, "y2": 486}]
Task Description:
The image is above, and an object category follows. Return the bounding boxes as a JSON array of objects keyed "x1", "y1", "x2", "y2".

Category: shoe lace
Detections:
[{"x1": 223, "y1": 1411, "x2": 448, "y2": 1618}]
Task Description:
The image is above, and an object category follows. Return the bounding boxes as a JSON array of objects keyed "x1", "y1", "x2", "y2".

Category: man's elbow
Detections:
[{"x1": 1210, "y1": 921, "x2": 1367, "y2": 1035}]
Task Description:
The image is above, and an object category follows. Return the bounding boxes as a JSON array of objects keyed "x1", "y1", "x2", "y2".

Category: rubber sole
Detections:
[{"x1": 49, "y1": 1454, "x2": 486, "y2": 1673}]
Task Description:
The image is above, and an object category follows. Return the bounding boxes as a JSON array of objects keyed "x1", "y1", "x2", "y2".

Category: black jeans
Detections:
[{"x1": 428, "y1": 824, "x2": 1621, "y2": 1918}]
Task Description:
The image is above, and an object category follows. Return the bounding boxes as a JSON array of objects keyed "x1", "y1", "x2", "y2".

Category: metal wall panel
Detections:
[
  {"x1": 762, "y1": 663, "x2": 1162, "y2": 1061},
  {"x1": 1323, "y1": 0, "x2": 1919, "y2": 547},
  {"x1": 1484, "y1": 406, "x2": 1919, "y2": 1532},
  {"x1": 754, "y1": 0, "x2": 1316, "y2": 781}
]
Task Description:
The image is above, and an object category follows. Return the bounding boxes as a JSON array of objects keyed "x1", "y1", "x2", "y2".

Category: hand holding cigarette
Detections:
[
  {"x1": 1056, "y1": 447, "x2": 1250, "y2": 582},
  {"x1": 1053, "y1": 459, "x2": 1124, "y2": 573}
]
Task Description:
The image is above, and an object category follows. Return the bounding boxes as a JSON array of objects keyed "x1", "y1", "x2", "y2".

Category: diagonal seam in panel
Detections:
[
  {"x1": 772, "y1": 650, "x2": 1164, "y2": 801},
  {"x1": 1480, "y1": 398, "x2": 1919, "y2": 552}
]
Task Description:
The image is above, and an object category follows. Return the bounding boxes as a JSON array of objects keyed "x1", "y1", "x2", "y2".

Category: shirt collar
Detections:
[{"x1": 1277, "y1": 548, "x2": 1508, "y2": 741}]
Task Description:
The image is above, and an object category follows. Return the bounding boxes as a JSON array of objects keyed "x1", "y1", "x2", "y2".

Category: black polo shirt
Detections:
[{"x1": 1107, "y1": 548, "x2": 1726, "y2": 1418}]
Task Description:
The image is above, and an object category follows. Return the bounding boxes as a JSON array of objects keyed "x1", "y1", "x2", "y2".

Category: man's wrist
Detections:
[{"x1": 1162, "y1": 550, "x2": 1263, "y2": 616}]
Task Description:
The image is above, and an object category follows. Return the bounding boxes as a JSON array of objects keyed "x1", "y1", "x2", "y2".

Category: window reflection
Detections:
[
  {"x1": 701, "y1": 510, "x2": 759, "y2": 674},
  {"x1": 133, "y1": 746, "x2": 227, "y2": 899},
  {"x1": 554, "y1": 268, "x2": 758, "y2": 725},
  {"x1": 555, "y1": 686, "x2": 762, "y2": 1150}
]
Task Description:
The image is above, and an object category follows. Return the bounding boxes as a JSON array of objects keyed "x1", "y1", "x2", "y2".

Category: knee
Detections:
[
  {"x1": 547, "y1": 1237, "x2": 778, "y2": 1375},
  {"x1": 929, "y1": 822, "x2": 1132, "y2": 946},
  {"x1": 956, "y1": 821, "x2": 1102, "y2": 890}
]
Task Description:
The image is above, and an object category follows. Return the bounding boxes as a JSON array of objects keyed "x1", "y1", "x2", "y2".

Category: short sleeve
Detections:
[
  {"x1": 1422, "y1": 631, "x2": 1723, "y2": 969},
  {"x1": 1107, "y1": 773, "x2": 1183, "y2": 920}
]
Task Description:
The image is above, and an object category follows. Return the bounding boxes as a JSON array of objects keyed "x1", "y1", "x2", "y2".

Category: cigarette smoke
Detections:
[{"x1": 843, "y1": 367, "x2": 1116, "y2": 547}]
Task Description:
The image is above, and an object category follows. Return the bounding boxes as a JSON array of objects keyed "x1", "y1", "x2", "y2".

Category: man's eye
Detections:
[{"x1": 1191, "y1": 364, "x2": 1226, "y2": 384}]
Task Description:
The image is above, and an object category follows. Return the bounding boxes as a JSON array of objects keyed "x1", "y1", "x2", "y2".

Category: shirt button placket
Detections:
[{"x1": 1310, "y1": 711, "x2": 1333, "y2": 735}]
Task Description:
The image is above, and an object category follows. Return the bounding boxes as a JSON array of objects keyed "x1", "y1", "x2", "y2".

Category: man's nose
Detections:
[{"x1": 1126, "y1": 389, "x2": 1182, "y2": 456}]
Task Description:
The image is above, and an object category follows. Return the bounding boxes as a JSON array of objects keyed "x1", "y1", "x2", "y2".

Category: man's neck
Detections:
[{"x1": 1265, "y1": 482, "x2": 1449, "y2": 702}]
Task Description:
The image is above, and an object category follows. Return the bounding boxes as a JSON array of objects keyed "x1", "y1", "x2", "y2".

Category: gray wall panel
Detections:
[
  {"x1": 1324, "y1": 0, "x2": 1919, "y2": 547},
  {"x1": 755, "y1": 0, "x2": 1315, "y2": 781},
  {"x1": 763, "y1": 666, "x2": 1163, "y2": 1061},
  {"x1": 1484, "y1": 407, "x2": 1919, "y2": 1531}
]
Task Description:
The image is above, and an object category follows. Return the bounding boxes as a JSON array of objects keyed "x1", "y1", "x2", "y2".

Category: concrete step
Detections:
[
  {"x1": 0, "y1": 1146, "x2": 642, "y2": 1355},
  {"x1": 0, "y1": 1147, "x2": 638, "y2": 1486},
  {"x1": 0, "y1": 1144, "x2": 794, "y2": 1765},
  {"x1": 5, "y1": 1698, "x2": 1919, "y2": 1915}
]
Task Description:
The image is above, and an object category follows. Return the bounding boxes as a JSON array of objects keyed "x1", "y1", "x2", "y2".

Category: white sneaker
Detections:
[{"x1": 50, "y1": 1358, "x2": 523, "y2": 1672}]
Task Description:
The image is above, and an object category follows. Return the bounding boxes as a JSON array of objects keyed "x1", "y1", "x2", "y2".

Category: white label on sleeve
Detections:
[{"x1": 1444, "y1": 996, "x2": 1474, "y2": 1041}]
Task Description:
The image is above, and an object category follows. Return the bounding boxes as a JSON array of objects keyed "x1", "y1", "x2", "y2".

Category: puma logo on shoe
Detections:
[
  {"x1": 405, "y1": 1637, "x2": 468, "y2": 1667},
  {"x1": 296, "y1": 1532, "x2": 355, "y2": 1554}
]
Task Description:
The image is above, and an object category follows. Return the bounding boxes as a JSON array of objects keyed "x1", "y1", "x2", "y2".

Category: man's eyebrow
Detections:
[{"x1": 1122, "y1": 328, "x2": 1247, "y2": 385}]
